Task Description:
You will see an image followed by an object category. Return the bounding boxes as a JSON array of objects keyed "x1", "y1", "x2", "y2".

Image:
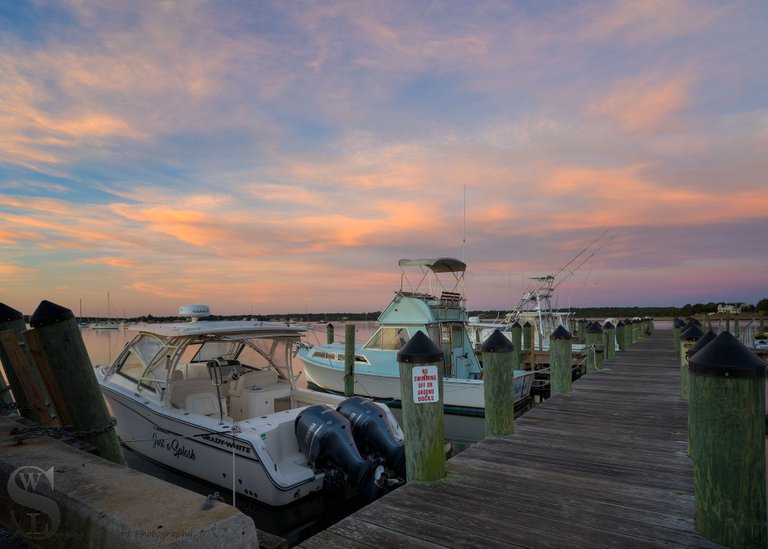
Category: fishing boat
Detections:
[
  {"x1": 296, "y1": 258, "x2": 534, "y2": 438},
  {"x1": 468, "y1": 274, "x2": 575, "y2": 352},
  {"x1": 95, "y1": 305, "x2": 405, "y2": 507}
]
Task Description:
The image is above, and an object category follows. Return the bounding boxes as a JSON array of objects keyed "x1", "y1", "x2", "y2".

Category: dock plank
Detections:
[{"x1": 302, "y1": 331, "x2": 727, "y2": 548}]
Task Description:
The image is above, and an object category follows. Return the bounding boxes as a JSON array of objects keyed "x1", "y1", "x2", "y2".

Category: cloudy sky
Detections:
[{"x1": 1, "y1": 1, "x2": 766, "y2": 317}]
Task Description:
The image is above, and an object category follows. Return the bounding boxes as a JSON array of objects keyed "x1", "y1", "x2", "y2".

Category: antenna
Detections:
[{"x1": 462, "y1": 184, "x2": 466, "y2": 262}]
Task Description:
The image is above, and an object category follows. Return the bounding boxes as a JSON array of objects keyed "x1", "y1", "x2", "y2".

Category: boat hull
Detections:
[
  {"x1": 299, "y1": 354, "x2": 532, "y2": 421},
  {"x1": 100, "y1": 384, "x2": 323, "y2": 507}
]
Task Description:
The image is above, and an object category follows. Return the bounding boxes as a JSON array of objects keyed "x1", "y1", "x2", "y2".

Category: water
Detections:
[{"x1": 78, "y1": 322, "x2": 378, "y2": 546}]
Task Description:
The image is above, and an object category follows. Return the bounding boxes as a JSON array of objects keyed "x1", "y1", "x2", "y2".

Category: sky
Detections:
[{"x1": 1, "y1": 1, "x2": 766, "y2": 317}]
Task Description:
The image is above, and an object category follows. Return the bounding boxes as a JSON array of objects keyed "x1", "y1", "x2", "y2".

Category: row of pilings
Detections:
[
  {"x1": 0, "y1": 301, "x2": 124, "y2": 464},
  {"x1": 673, "y1": 317, "x2": 767, "y2": 548},
  {"x1": 391, "y1": 317, "x2": 654, "y2": 483}
]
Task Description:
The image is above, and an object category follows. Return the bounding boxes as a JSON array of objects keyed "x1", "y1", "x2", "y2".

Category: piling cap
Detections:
[
  {"x1": 686, "y1": 317, "x2": 702, "y2": 327},
  {"x1": 616, "y1": 320, "x2": 624, "y2": 327},
  {"x1": 523, "y1": 321, "x2": 532, "y2": 328},
  {"x1": 603, "y1": 321, "x2": 614, "y2": 330},
  {"x1": 397, "y1": 330, "x2": 444, "y2": 364},
  {"x1": 29, "y1": 300, "x2": 75, "y2": 327},
  {"x1": 551, "y1": 325, "x2": 571, "y2": 340},
  {"x1": 689, "y1": 331, "x2": 766, "y2": 379},
  {"x1": 0, "y1": 303, "x2": 24, "y2": 322},
  {"x1": 481, "y1": 329, "x2": 514, "y2": 353},
  {"x1": 511, "y1": 321, "x2": 522, "y2": 329},
  {"x1": 686, "y1": 330, "x2": 716, "y2": 357},
  {"x1": 681, "y1": 324, "x2": 704, "y2": 341},
  {"x1": 673, "y1": 318, "x2": 685, "y2": 328},
  {"x1": 586, "y1": 322, "x2": 603, "y2": 333}
]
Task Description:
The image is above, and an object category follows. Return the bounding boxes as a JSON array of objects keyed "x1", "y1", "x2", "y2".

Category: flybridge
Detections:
[{"x1": 397, "y1": 257, "x2": 466, "y2": 303}]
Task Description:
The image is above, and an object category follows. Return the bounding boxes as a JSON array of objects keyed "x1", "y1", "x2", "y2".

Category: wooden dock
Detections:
[{"x1": 298, "y1": 330, "x2": 726, "y2": 548}]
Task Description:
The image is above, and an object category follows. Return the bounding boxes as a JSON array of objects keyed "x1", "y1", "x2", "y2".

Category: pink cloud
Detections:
[{"x1": 588, "y1": 75, "x2": 691, "y2": 132}]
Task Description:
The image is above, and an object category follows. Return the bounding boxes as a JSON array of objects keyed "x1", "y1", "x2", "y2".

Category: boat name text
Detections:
[{"x1": 152, "y1": 433, "x2": 197, "y2": 461}]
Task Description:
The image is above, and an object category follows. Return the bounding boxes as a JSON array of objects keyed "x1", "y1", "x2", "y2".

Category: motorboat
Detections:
[
  {"x1": 95, "y1": 305, "x2": 405, "y2": 507},
  {"x1": 296, "y1": 259, "x2": 533, "y2": 431}
]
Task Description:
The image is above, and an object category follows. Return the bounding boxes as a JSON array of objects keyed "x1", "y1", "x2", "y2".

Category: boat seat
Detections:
[
  {"x1": 169, "y1": 378, "x2": 227, "y2": 417},
  {"x1": 184, "y1": 392, "x2": 220, "y2": 416}
]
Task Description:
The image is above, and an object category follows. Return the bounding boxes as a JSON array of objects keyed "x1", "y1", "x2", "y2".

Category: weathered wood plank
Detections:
[{"x1": 301, "y1": 331, "x2": 727, "y2": 548}]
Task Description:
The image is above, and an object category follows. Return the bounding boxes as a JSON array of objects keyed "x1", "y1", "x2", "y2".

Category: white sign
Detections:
[{"x1": 412, "y1": 365, "x2": 439, "y2": 404}]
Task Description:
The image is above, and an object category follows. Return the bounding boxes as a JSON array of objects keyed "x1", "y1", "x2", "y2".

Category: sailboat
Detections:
[
  {"x1": 78, "y1": 299, "x2": 90, "y2": 328},
  {"x1": 92, "y1": 291, "x2": 119, "y2": 329}
]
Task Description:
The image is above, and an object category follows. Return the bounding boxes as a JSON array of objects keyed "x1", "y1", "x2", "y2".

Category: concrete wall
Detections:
[{"x1": 0, "y1": 416, "x2": 259, "y2": 548}]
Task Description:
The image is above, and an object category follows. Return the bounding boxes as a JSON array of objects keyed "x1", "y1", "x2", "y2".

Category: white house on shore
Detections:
[{"x1": 717, "y1": 303, "x2": 745, "y2": 314}]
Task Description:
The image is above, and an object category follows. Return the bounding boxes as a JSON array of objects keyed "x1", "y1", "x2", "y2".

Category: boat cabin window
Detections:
[
  {"x1": 363, "y1": 327, "x2": 410, "y2": 351},
  {"x1": 116, "y1": 335, "x2": 164, "y2": 385}
]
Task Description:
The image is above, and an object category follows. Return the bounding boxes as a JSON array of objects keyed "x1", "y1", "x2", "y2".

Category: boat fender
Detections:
[
  {"x1": 336, "y1": 396, "x2": 406, "y2": 480},
  {"x1": 295, "y1": 405, "x2": 384, "y2": 500}
]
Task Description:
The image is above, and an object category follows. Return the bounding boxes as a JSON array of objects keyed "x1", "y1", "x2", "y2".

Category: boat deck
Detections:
[{"x1": 298, "y1": 329, "x2": 727, "y2": 548}]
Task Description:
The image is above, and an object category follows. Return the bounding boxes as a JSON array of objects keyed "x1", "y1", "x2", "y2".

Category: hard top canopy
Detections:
[
  {"x1": 128, "y1": 320, "x2": 306, "y2": 339},
  {"x1": 398, "y1": 257, "x2": 466, "y2": 274}
]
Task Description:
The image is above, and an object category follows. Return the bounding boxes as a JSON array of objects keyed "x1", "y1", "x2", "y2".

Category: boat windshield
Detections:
[
  {"x1": 185, "y1": 340, "x2": 240, "y2": 363},
  {"x1": 363, "y1": 327, "x2": 410, "y2": 351}
]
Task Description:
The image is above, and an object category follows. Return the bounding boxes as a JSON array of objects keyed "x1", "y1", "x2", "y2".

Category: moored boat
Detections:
[
  {"x1": 296, "y1": 258, "x2": 534, "y2": 440},
  {"x1": 95, "y1": 305, "x2": 405, "y2": 507}
]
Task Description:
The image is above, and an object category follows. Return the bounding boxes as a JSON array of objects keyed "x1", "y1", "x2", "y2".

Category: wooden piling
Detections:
[
  {"x1": 397, "y1": 330, "x2": 445, "y2": 482},
  {"x1": 688, "y1": 331, "x2": 766, "y2": 548},
  {"x1": 672, "y1": 318, "x2": 683, "y2": 358},
  {"x1": 603, "y1": 321, "x2": 615, "y2": 360},
  {"x1": 616, "y1": 320, "x2": 626, "y2": 352},
  {"x1": 0, "y1": 304, "x2": 56, "y2": 423},
  {"x1": 326, "y1": 322, "x2": 334, "y2": 344},
  {"x1": 585, "y1": 322, "x2": 603, "y2": 372},
  {"x1": 623, "y1": 319, "x2": 633, "y2": 349},
  {"x1": 578, "y1": 319, "x2": 587, "y2": 343},
  {"x1": 0, "y1": 304, "x2": 28, "y2": 417},
  {"x1": 522, "y1": 321, "x2": 532, "y2": 353},
  {"x1": 549, "y1": 326, "x2": 572, "y2": 395},
  {"x1": 27, "y1": 300, "x2": 124, "y2": 465},
  {"x1": 0, "y1": 330, "x2": 56, "y2": 425},
  {"x1": 511, "y1": 321, "x2": 522, "y2": 371},
  {"x1": 481, "y1": 330, "x2": 515, "y2": 436},
  {"x1": 679, "y1": 324, "x2": 704, "y2": 401},
  {"x1": 344, "y1": 323, "x2": 355, "y2": 397},
  {"x1": 685, "y1": 330, "x2": 716, "y2": 458}
]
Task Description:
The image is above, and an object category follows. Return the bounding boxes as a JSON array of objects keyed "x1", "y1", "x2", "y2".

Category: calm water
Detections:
[{"x1": 77, "y1": 321, "x2": 378, "y2": 546}]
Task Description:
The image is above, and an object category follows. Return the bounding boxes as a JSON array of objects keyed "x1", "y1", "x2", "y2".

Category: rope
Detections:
[
  {"x1": 201, "y1": 492, "x2": 223, "y2": 510},
  {"x1": 8, "y1": 417, "x2": 117, "y2": 444}
]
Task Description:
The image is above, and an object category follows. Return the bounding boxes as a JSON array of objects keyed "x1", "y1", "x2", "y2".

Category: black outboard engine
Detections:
[
  {"x1": 336, "y1": 396, "x2": 406, "y2": 480},
  {"x1": 295, "y1": 404, "x2": 384, "y2": 500}
]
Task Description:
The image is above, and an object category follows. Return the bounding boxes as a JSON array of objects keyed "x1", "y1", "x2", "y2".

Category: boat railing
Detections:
[{"x1": 440, "y1": 291, "x2": 462, "y2": 304}]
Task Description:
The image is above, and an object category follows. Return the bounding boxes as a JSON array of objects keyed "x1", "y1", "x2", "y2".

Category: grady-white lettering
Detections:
[{"x1": 201, "y1": 434, "x2": 252, "y2": 454}]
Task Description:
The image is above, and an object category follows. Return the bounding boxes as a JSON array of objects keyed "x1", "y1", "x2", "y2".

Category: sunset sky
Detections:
[{"x1": 1, "y1": 1, "x2": 766, "y2": 317}]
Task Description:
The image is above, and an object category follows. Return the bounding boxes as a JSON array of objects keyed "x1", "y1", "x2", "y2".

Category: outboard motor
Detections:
[
  {"x1": 295, "y1": 405, "x2": 384, "y2": 500},
  {"x1": 336, "y1": 396, "x2": 406, "y2": 480}
]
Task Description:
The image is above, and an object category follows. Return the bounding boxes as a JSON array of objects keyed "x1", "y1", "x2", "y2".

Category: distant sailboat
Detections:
[
  {"x1": 78, "y1": 299, "x2": 90, "y2": 328},
  {"x1": 92, "y1": 292, "x2": 119, "y2": 329}
]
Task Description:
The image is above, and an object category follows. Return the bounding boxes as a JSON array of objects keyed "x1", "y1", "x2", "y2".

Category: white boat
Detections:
[
  {"x1": 297, "y1": 258, "x2": 534, "y2": 441},
  {"x1": 95, "y1": 305, "x2": 405, "y2": 507}
]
